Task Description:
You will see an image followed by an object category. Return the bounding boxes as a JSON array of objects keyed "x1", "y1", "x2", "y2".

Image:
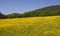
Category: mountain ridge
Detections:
[{"x1": 28, "y1": 5, "x2": 60, "y2": 16}]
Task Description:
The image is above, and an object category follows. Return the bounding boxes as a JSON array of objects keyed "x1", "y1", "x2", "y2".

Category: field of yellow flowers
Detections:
[{"x1": 0, "y1": 16, "x2": 60, "y2": 36}]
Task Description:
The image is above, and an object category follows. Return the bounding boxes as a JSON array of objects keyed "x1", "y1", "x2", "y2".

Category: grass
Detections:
[{"x1": 0, "y1": 16, "x2": 60, "y2": 36}]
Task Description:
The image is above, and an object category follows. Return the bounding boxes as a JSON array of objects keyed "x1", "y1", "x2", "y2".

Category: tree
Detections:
[
  {"x1": 0, "y1": 12, "x2": 5, "y2": 19},
  {"x1": 6, "y1": 13, "x2": 22, "y2": 18}
]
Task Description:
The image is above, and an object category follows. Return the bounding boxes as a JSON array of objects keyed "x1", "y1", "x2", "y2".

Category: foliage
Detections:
[
  {"x1": 0, "y1": 5, "x2": 60, "y2": 18},
  {"x1": 0, "y1": 12, "x2": 6, "y2": 19},
  {"x1": 6, "y1": 13, "x2": 22, "y2": 18}
]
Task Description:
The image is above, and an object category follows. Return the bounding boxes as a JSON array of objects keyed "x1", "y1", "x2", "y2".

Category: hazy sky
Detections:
[{"x1": 0, "y1": 0, "x2": 60, "y2": 14}]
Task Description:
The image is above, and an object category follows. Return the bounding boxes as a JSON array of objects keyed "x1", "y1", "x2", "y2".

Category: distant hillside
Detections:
[
  {"x1": 0, "y1": 5, "x2": 60, "y2": 18},
  {"x1": 23, "y1": 5, "x2": 60, "y2": 17}
]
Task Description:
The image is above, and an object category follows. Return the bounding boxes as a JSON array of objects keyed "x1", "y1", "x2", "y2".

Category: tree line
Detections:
[
  {"x1": 0, "y1": 11, "x2": 60, "y2": 19},
  {"x1": 0, "y1": 5, "x2": 60, "y2": 19},
  {"x1": 0, "y1": 12, "x2": 40, "y2": 19}
]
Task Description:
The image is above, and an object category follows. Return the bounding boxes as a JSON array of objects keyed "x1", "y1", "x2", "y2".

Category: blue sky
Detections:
[{"x1": 0, "y1": 0, "x2": 60, "y2": 14}]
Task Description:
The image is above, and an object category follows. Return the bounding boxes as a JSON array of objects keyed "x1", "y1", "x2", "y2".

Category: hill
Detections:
[
  {"x1": 0, "y1": 5, "x2": 60, "y2": 18},
  {"x1": 0, "y1": 16, "x2": 60, "y2": 36},
  {"x1": 23, "y1": 5, "x2": 60, "y2": 17}
]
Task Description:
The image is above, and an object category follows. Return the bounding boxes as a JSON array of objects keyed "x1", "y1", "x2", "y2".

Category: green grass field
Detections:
[{"x1": 0, "y1": 16, "x2": 60, "y2": 36}]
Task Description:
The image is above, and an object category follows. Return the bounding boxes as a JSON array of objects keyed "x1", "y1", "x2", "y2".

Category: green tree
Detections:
[
  {"x1": 0, "y1": 12, "x2": 5, "y2": 19},
  {"x1": 6, "y1": 13, "x2": 22, "y2": 18}
]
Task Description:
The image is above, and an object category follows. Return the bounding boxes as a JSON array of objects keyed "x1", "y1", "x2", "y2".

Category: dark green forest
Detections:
[{"x1": 0, "y1": 5, "x2": 60, "y2": 18}]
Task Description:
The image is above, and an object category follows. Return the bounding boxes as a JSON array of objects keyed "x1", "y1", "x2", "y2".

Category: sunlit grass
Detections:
[{"x1": 0, "y1": 16, "x2": 60, "y2": 36}]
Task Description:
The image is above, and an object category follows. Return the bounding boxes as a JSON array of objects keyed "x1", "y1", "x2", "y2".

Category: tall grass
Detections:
[{"x1": 0, "y1": 16, "x2": 60, "y2": 36}]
